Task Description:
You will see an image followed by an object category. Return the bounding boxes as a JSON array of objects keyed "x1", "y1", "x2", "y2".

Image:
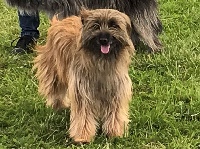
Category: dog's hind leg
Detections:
[
  {"x1": 45, "y1": 84, "x2": 70, "y2": 110},
  {"x1": 33, "y1": 51, "x2": 69, "y2": 110}
]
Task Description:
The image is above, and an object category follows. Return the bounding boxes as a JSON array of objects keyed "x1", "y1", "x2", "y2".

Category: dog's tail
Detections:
[{"x1": 50, "y1": 15, "x2": 59, "y2": 26}]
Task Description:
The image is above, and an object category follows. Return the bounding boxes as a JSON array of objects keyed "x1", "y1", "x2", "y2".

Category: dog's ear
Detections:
[
  {"x1": 121, "y1": 13, "x2": 132, "y2": 38},
  {"x1": 123, "y1": 14, "x2": 132, "y2": 38},
  {"x1": 126, "y1": 22, "x2": 132, "y2": 38},
  {"x1": 80, "y1": 8, "x2": 91, "y2": 25}
]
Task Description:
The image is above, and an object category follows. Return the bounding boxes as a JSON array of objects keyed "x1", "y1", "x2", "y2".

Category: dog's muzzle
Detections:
[{"x1": 98, "y1": 32, "x2": 113, "y2": 54}]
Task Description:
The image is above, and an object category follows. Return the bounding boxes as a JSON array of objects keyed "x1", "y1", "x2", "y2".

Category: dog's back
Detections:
[
  {"x1": 49, "y1": 15, "x2": 82, "y2": 42},
  {"x1": 34, "y1": 15, "x2": 82, "y2": 109}
]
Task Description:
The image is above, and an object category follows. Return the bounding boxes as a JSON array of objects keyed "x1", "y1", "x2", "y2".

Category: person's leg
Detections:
[
  {"x1": 19, "y1": 11, "x2": 40, "y2": 39},
  {"x1": 12, "y1": 11, "x2": 40, "y2": 54}
]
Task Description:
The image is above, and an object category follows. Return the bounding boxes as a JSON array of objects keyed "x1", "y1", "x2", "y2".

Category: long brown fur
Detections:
[{"x1": 33, "y1": 9, "x2": 135, "y2": 143}]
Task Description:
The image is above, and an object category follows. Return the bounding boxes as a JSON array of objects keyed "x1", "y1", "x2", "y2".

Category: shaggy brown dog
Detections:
[{"x1": 33, "y1": 9, "x2": 135, "y2": 143}]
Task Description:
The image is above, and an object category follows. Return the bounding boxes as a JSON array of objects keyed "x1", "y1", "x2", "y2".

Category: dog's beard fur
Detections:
[
  {"x1": 33, "y1": 9, "x2": 135, "y2": 143},
  {"x1": 5, "y1": 0, "x2": 162, "y2": 52}
]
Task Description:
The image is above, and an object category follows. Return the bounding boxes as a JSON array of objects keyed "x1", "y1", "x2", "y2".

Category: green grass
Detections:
[{"x1": 0, "y1": 0, "x2": 200, "y2": 148}]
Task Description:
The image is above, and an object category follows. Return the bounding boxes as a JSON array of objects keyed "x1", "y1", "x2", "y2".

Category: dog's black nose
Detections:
[
  {"x1": 98, "y1": 32, "x2": 111, "y2": 46},
  {"x1": 99, "y1": 38, "x2": 109, "y2": 45}
]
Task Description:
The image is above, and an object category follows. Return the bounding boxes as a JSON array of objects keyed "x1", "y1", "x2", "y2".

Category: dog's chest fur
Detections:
[{"x1": 67, "y1": 56, "x2": 132, "y2": 115}]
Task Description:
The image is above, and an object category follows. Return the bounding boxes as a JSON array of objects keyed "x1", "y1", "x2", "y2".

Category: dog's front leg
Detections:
[
  {"x1": 69, "y1": 100, "x2": 97, "y2": 144},
  {"x1": 102, "y1": 98, "x2": 130, "y2": 138}
]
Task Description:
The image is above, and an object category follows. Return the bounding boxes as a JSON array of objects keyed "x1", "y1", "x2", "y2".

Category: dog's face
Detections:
[{"x1": 80, "y1": 9, "x2": 132, "y2": 56}]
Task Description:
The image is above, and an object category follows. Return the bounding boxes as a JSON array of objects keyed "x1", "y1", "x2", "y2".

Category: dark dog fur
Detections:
[{"x1": 5, "y1": 0, "x2": 162, "y2": 51}]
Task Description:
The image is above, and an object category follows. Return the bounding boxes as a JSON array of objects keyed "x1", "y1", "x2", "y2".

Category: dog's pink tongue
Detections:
[{"x1": 101, "y1": 45, "x2": 110, "y2": 54}]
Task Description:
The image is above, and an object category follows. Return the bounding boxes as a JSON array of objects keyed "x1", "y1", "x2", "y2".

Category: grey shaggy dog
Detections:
[{"x1": 5, "y1": 0, "x2": 163, "y2": 51}]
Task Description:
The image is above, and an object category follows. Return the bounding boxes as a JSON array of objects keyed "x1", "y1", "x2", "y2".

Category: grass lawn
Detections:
[{"x1": 0, "y1": 0, "x2": 200, "y2": 148}]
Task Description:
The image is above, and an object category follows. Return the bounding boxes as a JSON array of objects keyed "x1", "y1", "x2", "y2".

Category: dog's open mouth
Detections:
[{"x1": 101, "y1": 44, "x2": 110, "y2": 54}]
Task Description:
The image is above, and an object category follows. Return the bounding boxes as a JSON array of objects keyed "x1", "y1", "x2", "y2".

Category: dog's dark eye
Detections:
[
  {"x1": 92, "y1": 24, "x2": 100, "y2": 30},
  {"x1": 108, "y1": 19, "x2": 120, "y2": 29},
  {"x1": 89, "y1": 20, "x2": 100, "y2": 30}
]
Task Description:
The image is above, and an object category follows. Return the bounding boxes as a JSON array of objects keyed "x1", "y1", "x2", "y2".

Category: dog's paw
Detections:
[
  {"x1": 46, "y1": 98, "x2": 70, "y2": 110},
  {"x1": 73, "y1": 139, "x2": 90, "y2": 145}
]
